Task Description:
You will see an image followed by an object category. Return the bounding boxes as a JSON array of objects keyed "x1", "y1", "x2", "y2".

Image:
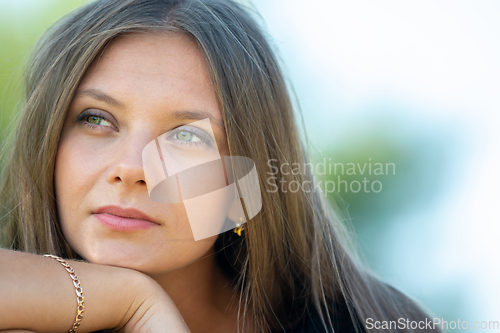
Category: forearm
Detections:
[{"x1": 0, "y1": 249, "x2": 148, "y2": 332}]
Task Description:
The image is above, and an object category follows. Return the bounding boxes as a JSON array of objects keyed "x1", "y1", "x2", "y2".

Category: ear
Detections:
[{"x1": 226, "y1": 196, "x2": 247, "y2": 226}]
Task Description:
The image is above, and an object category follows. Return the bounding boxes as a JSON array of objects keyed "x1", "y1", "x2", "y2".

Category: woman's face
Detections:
[{"x1": 55, "y1": 33, "x2": 229, "y2": 274}]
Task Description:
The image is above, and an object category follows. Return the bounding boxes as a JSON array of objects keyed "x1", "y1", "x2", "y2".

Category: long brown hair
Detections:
[{"x1": 0, "y1": 0, "x2": 439, "y2": 332}]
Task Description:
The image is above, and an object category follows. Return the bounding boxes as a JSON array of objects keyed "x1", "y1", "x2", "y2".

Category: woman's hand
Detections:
[
  {"x1": 0, "y1": 249, "x2": 190, "y2": 333},
  {"x1": 116, "y1": 274, "x2": 191, "y2": 333}
]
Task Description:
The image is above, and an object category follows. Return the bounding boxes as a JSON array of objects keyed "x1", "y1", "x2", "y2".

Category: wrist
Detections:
[
  {"x1": 114, "y1": 271, "x2": 191, "y2": 333},
  {"x1": 112, "y1": 269, "x2": 164, "y2": 330},
  {"x1": 54, "y1": 260, "x2": 159, "y2": 333}
]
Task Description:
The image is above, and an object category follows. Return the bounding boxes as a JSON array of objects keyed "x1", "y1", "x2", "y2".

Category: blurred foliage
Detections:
[
  {"x1": 311, "y1": 116, "x2": 452, "y2": 271},
  {"x1": 0, "y1": 0, "x2": 91, "y2": 144},
  {"x1": 309, "y1": 112, "x2": 463, "y2": 320}
]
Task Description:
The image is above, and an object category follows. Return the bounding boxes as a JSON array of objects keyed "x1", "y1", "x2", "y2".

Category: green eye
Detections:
[
  {"x1": 88, "y1": 115, "x2": 103, "y2": 125},
  {"x1": 175, "y1": 131, "x2": 200, "y2": 142},
  {"x1": 84, "y1": 114, "x2": 112, "y2": 128},
  {"x1": 165, "y1": 125, "x2": 213, "y2": 148},
  {"x1": 73, "y1": 109, "x2": 115, "y2": 131}
]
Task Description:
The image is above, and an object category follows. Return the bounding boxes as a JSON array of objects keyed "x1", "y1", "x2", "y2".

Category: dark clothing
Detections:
[
  {"x1": 92, "y1": 302, "x2": 360, "y2": 333},
  {"x1": 293, "y1": 302, "x2": 360, "y2": 333}
]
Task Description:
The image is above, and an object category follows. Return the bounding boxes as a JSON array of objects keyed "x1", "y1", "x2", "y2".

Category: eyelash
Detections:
[
  {"x1": 165, "y1": 126, "x2": 214, "y2": 148},
  {"x1": 73, "y1": 109, "x2": 113, "y2": 131},
  {"x1": 73, "y1": 109, "x2": 213, "y2": 148},
  {"x1": 170, "y1": 126, "x2": 213, "y2": 147}
]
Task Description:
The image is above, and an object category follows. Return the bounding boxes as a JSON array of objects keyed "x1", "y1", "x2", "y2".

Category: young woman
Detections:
[{"x1": 0, "y1": 0, "x2": 439, "y2": 332}]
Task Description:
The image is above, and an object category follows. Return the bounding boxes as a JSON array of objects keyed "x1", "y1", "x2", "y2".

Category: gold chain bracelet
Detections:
[{"x1": 43, "y1": 254, "x2": 84, "y2": 333}]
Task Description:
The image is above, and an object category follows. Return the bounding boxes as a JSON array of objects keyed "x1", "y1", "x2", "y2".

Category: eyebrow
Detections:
[
  {"x1": 75, "y1": 89, "x2": 125, "y2": 108},
  {"x1": 170, "y1": 110, "x2": 225, "y2": 130},
  {"x1": 74, "y1": 89, "x2": 225, "y2": 130}
]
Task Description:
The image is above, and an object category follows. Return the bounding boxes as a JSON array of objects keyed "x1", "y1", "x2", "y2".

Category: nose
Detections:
[{"x1": 106, "y1": 131, "x2": 153, "y2": 189}]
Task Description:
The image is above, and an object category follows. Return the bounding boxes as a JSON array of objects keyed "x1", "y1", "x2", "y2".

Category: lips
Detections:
[{"x1": 93, "y1": 205, "x2": 160, "y2": 231}]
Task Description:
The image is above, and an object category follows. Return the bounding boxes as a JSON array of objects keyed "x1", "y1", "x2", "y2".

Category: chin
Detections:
[{"x1": 73, "y1": 239, "x2": 207, "y2": 275}]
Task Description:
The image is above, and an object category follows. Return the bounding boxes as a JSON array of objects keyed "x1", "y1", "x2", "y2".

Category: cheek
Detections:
[
  {"x1": 55, "y1": 131, "x2": 108, "y2": 201},
  {"x1": 54, "y1": 134, "x2": 104, "y2": 241}
]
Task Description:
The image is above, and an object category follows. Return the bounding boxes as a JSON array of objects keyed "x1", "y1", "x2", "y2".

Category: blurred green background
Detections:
[{"x1": 0, "y1": 1, "x2": 90, "y2": 143}]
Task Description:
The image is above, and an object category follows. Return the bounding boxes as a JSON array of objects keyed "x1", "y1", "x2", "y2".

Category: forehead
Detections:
[
  {"x1": 77, "y1": 32, "x2": 219, "y2": 117},
  {"x1": 88, "y1": 32, "x2": 206, "y2": 76}
]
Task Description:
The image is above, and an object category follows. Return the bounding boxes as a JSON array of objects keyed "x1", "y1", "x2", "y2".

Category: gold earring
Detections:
[{"x1": 234, "y1": 217, "x2": 244, "y2": 236}]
